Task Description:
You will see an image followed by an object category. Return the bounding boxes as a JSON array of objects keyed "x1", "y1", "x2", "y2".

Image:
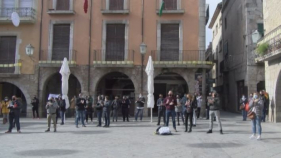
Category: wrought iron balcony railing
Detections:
[
  {"x1": 0, "y1": 7, "x2": 36, "y2": 19},
  {"x1": 39, "y1": 49, "x2": 77, "y2": 65},
  {"x1": 101, "y1": 0, "x2": 130, "y2": 14},
  {"x1": 92, "y1": 49, "x2": 135, "y2": 65},
  {"x1": 0, "y1": 60, "x2": 21, "y2": 74}
]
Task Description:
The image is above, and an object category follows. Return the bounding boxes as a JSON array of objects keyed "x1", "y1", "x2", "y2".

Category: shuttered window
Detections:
[
  {"x1": 20, "y1": 0, "x2": 32, "y2": 8},
  {"x1": 109, "y1": 0, "x2": 124, "y2": 10},
  {"x1": 52, "y1": 24, "x2": 70, "y2": 60},
  {"x1": 163, "y1": 0, "x2": 177, "y2": 10},
  {"x1": 0, "y1": 36, "x2": 17, "y2": 73},
  {"x1": 1, "y1": 0, "x2": 15, "y2": 17},
  {"x1": 56, "y1": 0, "x2": 70, "y2": 10},
  {"x1": 106, "y1": 24, "x2": 125, "y2": 61},
  {"x1": 19, "y1": 0, "x2": 33, "y2": 17},
  {"x1": 160, "y1": 24, "x2": 179, "y2": 61}
]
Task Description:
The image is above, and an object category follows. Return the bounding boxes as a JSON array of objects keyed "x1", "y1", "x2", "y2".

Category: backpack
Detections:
[{"x1": 155, "y1": 126, "x2": 172, "y2": 135}]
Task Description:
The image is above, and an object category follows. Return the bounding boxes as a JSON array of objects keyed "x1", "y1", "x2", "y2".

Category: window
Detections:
[
  {"x1": 106, "y1": 24, "x2": 125, "y2": 61},
  {"x1": 257, "y1": 23, "x2": 264, "y2": 37},
  {"x1": 160, "y1": 24, "x2": 179, "y2": 61},
  {"x1": 225, "y1": 17, "x2": 227, "y2": 30},
  {"x1": 109, "y1": 0, "x2": 124, "y2": 10},
  {"x1": 216, "y1": 24, "x2": 218, "y2": 35},
  {"x1": 56, "y1": 0, "x2": 70, "y2": 10},
  {"x1": 163, "y1": 0, "x2": 177, "y2": 10},
  {"x1": 0, "y1": 36, "x2": 17, "y2": 73},
  {"x1": 52, "y1": 24, "x2": 70, "y2": 60},
  {"x1": 1, "y1": 0, "x2": 15, "y2": 16},
  {"x1": 20, "y1": 0, "x2": 32, "y2": 8}
]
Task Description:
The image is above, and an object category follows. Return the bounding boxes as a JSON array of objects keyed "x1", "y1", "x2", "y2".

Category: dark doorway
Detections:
[
  {"x1": 44, "y1": 73, "x2": 81, "y2": 117},
  {"x1": 0, "y1": 82, "x2": 27, "y2": 117},
  {"x1": 96, "y1": 72, "x2": 135, "y2": 115},
  {"x1": 154, "y1": 73, "x2": 188, "y2": 115}
]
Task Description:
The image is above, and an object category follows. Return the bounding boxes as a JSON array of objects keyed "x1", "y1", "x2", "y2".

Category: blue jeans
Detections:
[
  {"x1": 242, "y1": 110, "x2": 247, "y2": 121},
  {"x1": 252, "y1": 116, "x2": 262, "y2": 135},
  {"x1": 75, "y1": 110, "x2": 85, "y2": 126},
  {"x1": 60, "y1": 111, "x2": 65, "y2": 124},
  {"x1": 97, "y1": 110, "x2": 102, "y2": 126},
  {"x1": 166, "y1": 110, "x2": 176, "y2": 129},
  {"x1": 103, "y1": 111, "x2": 110, "y2": 126},
  {"x1": 135, "y1": 109, "x2": 144, "y2": 121}
]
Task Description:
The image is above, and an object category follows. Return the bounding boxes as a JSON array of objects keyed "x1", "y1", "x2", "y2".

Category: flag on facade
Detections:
[
  {"x1": 159, "y1": 1, "x2": 164, "y2": 17},
  {"x1": 84, "y1": 0, "x2": 88, "y2": 13}
]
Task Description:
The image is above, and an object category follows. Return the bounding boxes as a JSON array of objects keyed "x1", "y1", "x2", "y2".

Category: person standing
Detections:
[
  {"x1": 70, "y1": 95, "x2": 76, "y2": 118},
  {"x1": 0, "y1": 96, "x2": 10, "y2": 124},
  {"x1": 75, "y1": 93, "x2": 86, "y2": 128},
  {"x1": 95, "y1": 96, "x2": 103, "y2": 127},
  {"x1": 85, "y1": 95, "x2": 93, "y2": 124},
  {"x1": 58, "y1": 96, "x2": 66, "y2": 125},
  {"x1": 261, "y1": 90, "x2": 269, "y2": 122},
  {"x1": 207, "y1": 92, "x2": 223, "y2": 134},
  {"x1": 135, "y1": 94, "x2": 145, "y2": 122},
  {"x1": 206, "y1": 93, "x2": 212, "y2": 120},
  {"x1": 157, "y1": 94, "x2": 165, "y2": 126},
  {"x1": 111, "y1": 96, "x2": 120, "y2": 122},
  {"x1": 103, "y1": 96, "x2": 111, "y2": 127},
  {"x1": 175, "y1": 94, "x2": 184, "y2": 126},
  {"x1": 164, "y1": 90, "x2": 177, "y2": 132},
  {"x1": 184, "y1": 94, "x2": 194, "y2": 132},
  {"x1": 240, "y1": 94, "x2": 247, "y2": 121},
  {"x1": 192, "y1": 93, "x2": 198, "y2": 127},
  {"x1": 55, "y1": 97, "x2": 60, "y2": 124},
  {"x1": 45, "y1": 97, "x2": 58, "y2": 132},
  {"x1": 31, "y1": 95, "x2": 39, "y2": 119},
  {"x1": 249, "y1": 92, "x2": 264, "y2": 140},
  {"x1": 5, "y1": 96, "x2": 22, "y2": 133},
  {"x1": 196, "y1": 93, "x2": 202, "y2": 119},
  {"x1": 121, "y1": 96, "x2": 130, "y2": 122}
]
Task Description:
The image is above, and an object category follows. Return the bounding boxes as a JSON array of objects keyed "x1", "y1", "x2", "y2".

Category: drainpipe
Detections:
[
  {"x1": 37, "y1": 0, "x2": 43, "y2": 115},
  {"x1": 88, "y1": 0, "x2": 93, "y2": 95},
  {"x1": 141, "y1": 0, "x2": 144, "y2": 42}
]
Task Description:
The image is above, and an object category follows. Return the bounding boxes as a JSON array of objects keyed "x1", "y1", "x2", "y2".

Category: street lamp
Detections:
[
  {"x1": 25, "y1": 44, "x2": 34, "y2": 56},
  {"x1": 140, "y1": 42, "x2": 147, "y2": 94}
]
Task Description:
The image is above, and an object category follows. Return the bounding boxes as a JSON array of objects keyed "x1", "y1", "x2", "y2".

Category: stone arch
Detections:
[{"x1": 0, "y1": 80, "x2": 30, "y2": 117}]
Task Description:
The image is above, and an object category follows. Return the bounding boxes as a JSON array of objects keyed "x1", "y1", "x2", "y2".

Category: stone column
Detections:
[{"x1": 200, "y1": 69, "x2": 206, "y2": 118}]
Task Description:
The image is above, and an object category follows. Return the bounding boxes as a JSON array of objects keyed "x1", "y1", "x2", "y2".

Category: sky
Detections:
[{"x1": 206, "y1": 0, "x2": 222, "y2": 48}]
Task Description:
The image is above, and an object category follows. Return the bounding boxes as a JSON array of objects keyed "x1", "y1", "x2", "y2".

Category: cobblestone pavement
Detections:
[{"x1": 0, "y1": 111, "x2": 281, "y2": 158}]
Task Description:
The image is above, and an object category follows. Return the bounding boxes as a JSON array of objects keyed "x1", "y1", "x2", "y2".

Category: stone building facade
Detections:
[
  {"x1": 221, "y1": 0, "x2": 264, "y2": 112},
  {"x1": 0, "y1": 0, "x2": 212, "y2": 117},
  {"x1": 255, "y1": 0, "x2": 281, "y2": 122}
]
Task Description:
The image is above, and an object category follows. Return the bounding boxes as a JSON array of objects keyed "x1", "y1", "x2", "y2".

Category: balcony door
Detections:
[
  {"x1": 0, "y1": 36, "x2": 17, "y2": 73},
  {"x1": 52, "y1": 24, "x2": 70, "y2": 60},
  {"x1": 109, "y1": 0, "x2": 124, "y2": 10},
  {"x1": 19, "y1": 0, "x2": 33, "y2": 16},
  {"x1": 106, "y1": 24, "x2": 125, "y2": 61},
  {"x1": 56, "y1": 0, "x2": 70, "y2": 10},
  {"x1": 160, "y1": 24, "x2": 179, "y2": 61},
  {"x1": 1, "y1": 0, "x2": 15, "y2": 16}
]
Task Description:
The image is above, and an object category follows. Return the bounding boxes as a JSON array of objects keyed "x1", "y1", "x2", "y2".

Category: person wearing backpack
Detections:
[
  {"x1": 249, "y1": 92, "x2": 264, "y2": 140},
  {"x1": 206, "y1": 92, "x2": 223, "y2": 134}
]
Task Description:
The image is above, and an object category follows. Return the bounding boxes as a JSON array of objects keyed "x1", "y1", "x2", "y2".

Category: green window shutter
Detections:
[{"x1": 257, "y1": 23, "x2": 264, "y2": 37}]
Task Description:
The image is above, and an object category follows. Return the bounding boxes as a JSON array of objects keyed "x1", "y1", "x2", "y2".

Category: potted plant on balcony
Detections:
[{"x1": 256, "y1": 43, "x2": 269, "y2": 56}]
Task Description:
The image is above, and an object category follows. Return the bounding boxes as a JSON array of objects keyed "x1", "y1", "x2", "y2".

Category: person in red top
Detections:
[{"x1": 163, "y1": 90, "x2": 177, "y2": 132}]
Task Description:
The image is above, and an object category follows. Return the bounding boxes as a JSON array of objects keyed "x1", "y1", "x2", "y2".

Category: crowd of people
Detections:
[{"x1": 0, "y1": 90, "x2": 269, "y2": 140}]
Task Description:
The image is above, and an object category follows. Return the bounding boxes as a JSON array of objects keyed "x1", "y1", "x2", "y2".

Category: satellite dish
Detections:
[{"x1": 11, "y1": 12, "x2": 20, "y2": 27}]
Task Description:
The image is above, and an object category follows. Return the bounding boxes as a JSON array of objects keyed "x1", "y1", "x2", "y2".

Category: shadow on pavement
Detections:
[
  {"x1": 70, "y1": 130, "x2": 111, "y2": 135},
  {"x1": 15, "y1": 149, "x2": 79, "y2": 157},
  {"x1": 187, "y1": 142, "x2": 243, "y2": 148}
]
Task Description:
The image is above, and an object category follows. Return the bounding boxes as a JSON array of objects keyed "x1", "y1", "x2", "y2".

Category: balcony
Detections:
[
  {"x1": 101, "y1": 0, "x2": 130, "y2": 14},
  {"x1": 150, "y1": 50, "x2": 212, "y2": 68},
  {"x1": 0, "y1": 8, "x2": 36, "y2": 23},
  {"x1": 39, "y1": 49, "x2": 77, "y2": 67},
  {"x1": 47, "y1": 0, "x2": 75, "y2": 15},
  {"x1": 255, "y1": 39, "x2": 281, "y2": 62},
  {"x1": 92, "y1": 50, "x2": 135, "y2": 67},
  {"x1": 156, "y1": 0, "x2": 184, "y2": 14},
  {"x1": 0, "y1": 60, "x2": 21, "y2": 77}
]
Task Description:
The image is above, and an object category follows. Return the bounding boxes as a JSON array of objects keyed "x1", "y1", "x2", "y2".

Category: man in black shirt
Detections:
[
  {"x1": 31, "y1": 95, "x2": 39, "y2": 119},
  {"x1": 75, "y1": 93, "x2": 86, "y2": 128}
]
